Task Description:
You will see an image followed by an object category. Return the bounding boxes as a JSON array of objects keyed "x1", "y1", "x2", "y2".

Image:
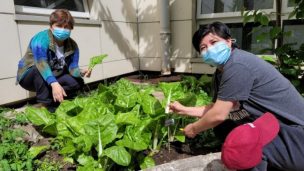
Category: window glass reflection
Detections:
[
  {"x1": 201, "y1": 0, "x2": 273, "y2": 14},
  {"x1": 14, "y1": 0, "x2": 85, "y2": 12}
]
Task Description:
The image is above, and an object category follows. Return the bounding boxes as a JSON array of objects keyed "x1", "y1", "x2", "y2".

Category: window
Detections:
[
  {"x1": 199, "y1": 0, "x2": 274, "y2": 16},
  {"x1": 283, "y1": 20, "x2": 304, "y2": 49},
  {"x1": 200, "y1": 0, "x2": 273, "y2": 14},
  {"x1": 14, "y1": 0, "x2": 90, "y2": 18},
  {"x1": 288, "y1": 0, "x2": 296, "y2": 7},
  {"x1": 196, "y1": 23, "x2": 274, "y2": 54},
  {"x1": 229, "y1": 23, "x2": 274, "y2": 54},
  {"x1": 196, "y1": 0, "x2": 298, "y2": 55}
]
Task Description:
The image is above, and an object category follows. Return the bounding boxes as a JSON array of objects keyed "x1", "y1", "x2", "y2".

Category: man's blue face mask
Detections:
[
  {"x1": 52, "y1": 28, "x2": 71, "y2": 41},
  {"x1": 201, "y1": 41, "x2": 231, "y2": 67}
]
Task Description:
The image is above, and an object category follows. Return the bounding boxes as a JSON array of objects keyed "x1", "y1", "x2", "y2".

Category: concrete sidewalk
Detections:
[{"x1": 145, "y1": 152, "x2": 234, "y2": 171}]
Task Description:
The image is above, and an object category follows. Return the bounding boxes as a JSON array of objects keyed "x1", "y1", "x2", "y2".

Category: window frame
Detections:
[
  {"x1": 14, "y1": 0, "x2": 90, "y2": 19},
  {"x1": 196, "y1": 0, "x2": 276, "y2": 19},
  {"x1": 281, "y1": 0, "x2": 297, "y2": 20}
]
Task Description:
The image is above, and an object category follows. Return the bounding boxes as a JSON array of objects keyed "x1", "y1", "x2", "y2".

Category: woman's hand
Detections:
[
  {"x1": 169, "y1": 101, "x2": 186, "y2": 115},
  {"x1": 51, "y1": 82, "x2": 67, "y2": 102},
  {"x1": 80, "y1": 68, "x2": 92, "y2": 78}
]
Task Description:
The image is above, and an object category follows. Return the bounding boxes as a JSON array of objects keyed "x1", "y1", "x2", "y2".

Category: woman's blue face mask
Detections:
[
  {"x1": 52, "y1": 27, "x2": 71, "y2": 41},
  {"x1": 200, "y1": 41, "x2": 231, "y2": 67}
]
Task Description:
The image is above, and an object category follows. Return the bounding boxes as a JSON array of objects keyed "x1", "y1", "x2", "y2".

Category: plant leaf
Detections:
[
  {"x1": 103, "y1": 146, "x2": 131, "y2": 166},
  {"x1": 28, "y1": 145, "x2": 48, "y2": 159},
  {"x1": 25, "y1": 107, "x2": 54, "y2": 126},
  {"x1": 139, "y1": 156, "x2": 155, "y2": 170},
  {"x1": 88, "y1": 54, "x2": 107, "y2": 70}
]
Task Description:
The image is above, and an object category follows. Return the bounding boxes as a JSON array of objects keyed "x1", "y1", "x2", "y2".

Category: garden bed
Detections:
[
  {"x1": 152, "y1": 141, "x2": 220, "y2": 166},
  {"x1": 1, "y1": 73, "x2": 221, "y2": 170}
]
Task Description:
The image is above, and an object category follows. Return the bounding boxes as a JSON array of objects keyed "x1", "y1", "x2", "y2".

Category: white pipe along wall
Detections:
[{"x1": 159, "y1": 0, "x2": 171, "y2": 75}]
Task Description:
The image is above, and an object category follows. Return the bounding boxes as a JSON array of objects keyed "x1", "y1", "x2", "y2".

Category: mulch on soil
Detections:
[
  {"x1": 125, "y1": 73, "x2": 182, "y2": 84},
  {"x1": 152, "y1": 142, "x2": 221, "y2": 165}
]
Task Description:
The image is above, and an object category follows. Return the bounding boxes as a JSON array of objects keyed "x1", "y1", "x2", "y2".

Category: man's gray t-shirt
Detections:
[{"x1": 216, "y1": 48, "x2": 304, "y2": 125}]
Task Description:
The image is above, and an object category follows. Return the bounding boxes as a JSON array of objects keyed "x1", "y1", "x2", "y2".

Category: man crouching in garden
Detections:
[{"x1": 170, "y1": 21, "x2": 304, "y2": 171}]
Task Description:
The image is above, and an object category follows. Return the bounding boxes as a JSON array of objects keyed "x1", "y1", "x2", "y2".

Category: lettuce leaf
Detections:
[{"x1": 88, "y1": 54, "x2": 107, "y2": 70}]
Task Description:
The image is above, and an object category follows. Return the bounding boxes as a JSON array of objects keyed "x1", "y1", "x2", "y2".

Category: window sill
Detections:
[
  {"x1": 14, "y1": 14, "x2": 102, "y2": 26},
  {"x1": 190, "y1": 57, "x2": 203, "y2": 63}
]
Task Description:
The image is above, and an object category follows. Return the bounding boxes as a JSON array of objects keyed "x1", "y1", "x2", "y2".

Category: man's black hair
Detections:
[{"x1": 192, "y1": 22, "x2": 232, "y2": 52}]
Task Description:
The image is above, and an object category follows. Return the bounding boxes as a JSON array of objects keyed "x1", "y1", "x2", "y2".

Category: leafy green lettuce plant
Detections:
[{"x1": 23, "y1": 78, "x2": 212, "y2": 170}]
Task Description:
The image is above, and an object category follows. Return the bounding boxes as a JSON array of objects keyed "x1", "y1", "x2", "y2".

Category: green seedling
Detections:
[{"x1": 88, "y1": 54, "x2": 108, "y2": 71}]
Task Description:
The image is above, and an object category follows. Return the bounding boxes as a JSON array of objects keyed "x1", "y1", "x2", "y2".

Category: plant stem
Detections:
[
  {"x1": 153, "y1": 120, "x2": 159, "y2": 151},
  {"x1": 168, "y1": 126, "x2": 170, "y2": 152}
]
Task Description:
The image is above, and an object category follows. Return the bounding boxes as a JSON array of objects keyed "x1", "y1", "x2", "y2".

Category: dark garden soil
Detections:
[
  {"x1": 35, "y1": 142, "x2": 219, "y2": 170},
  {"x1": 152, "y1": 141, "x2": 221, "y2": 165},
  {"x1": 39, "y1": 142, "x2": 220, "y2": 170},
  {"x1": 21, "y1": 127, "x2": 77, "y2": 170}
]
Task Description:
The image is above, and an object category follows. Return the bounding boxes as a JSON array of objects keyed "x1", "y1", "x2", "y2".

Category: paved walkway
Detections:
[{"x1": 146, "y1": 152, "x2": 234, "y2": 171}]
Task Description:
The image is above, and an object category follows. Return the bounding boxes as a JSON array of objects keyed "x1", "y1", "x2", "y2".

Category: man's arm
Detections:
[
  {"x1": 169, "y1": 101, "x2": 213, "y2": 118},
  {"x1": 183, "y1": 99, "x2": 234, "y2": 138}
]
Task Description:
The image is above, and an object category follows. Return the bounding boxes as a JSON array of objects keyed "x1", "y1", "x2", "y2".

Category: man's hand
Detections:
[
  {"x1": 169, "y1": 101, "x2": 209, "y2": 118},
  {"x1": 51, "y1": 82, "x2": 66, "y2": 102},
  {"x1": 182, "y1": 99, "x2": 234, "y2": 138},
  {"x1": 169, "y1": 101, "x2": 186, "y2": 115},
  {"x1": 183, "y1": 123, "x2": 198, "y2": 138},
  {"x1": 80, "y1": 68, "x2": 92, "y2": 78}
]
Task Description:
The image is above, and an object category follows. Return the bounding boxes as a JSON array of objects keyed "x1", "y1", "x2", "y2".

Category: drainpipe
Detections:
[{"x1": 160, "y1": 0, "x2": 171, "y2": 75}]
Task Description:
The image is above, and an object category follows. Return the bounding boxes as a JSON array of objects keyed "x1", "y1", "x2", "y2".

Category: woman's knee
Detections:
[{"x1": 58, "y1": 74, "x2": 83, "y2": 91}]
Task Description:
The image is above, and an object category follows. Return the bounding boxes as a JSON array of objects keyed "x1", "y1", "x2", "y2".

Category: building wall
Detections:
[
  {"x1": 138, "y1": 0, "x2": 214, "y2": 73},
  {"x1": 88, "y1": 0, "x2": 139, "y2": 79},
  {"x1": 0, "y1": 0, "x2": 213, "y2": 105},
  {"x1": 0, "y1": 1, "x2": 28, "y2": 104}
]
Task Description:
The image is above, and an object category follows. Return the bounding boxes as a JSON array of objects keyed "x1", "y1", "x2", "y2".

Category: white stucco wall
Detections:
[{"x1": 0, "y1": 0, "x2": 213, "y2": 105}]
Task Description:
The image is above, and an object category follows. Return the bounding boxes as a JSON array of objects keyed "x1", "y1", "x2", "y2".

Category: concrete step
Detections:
[{"x1": 145, "y1": 152, "x2": 234, "y2": 171}]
